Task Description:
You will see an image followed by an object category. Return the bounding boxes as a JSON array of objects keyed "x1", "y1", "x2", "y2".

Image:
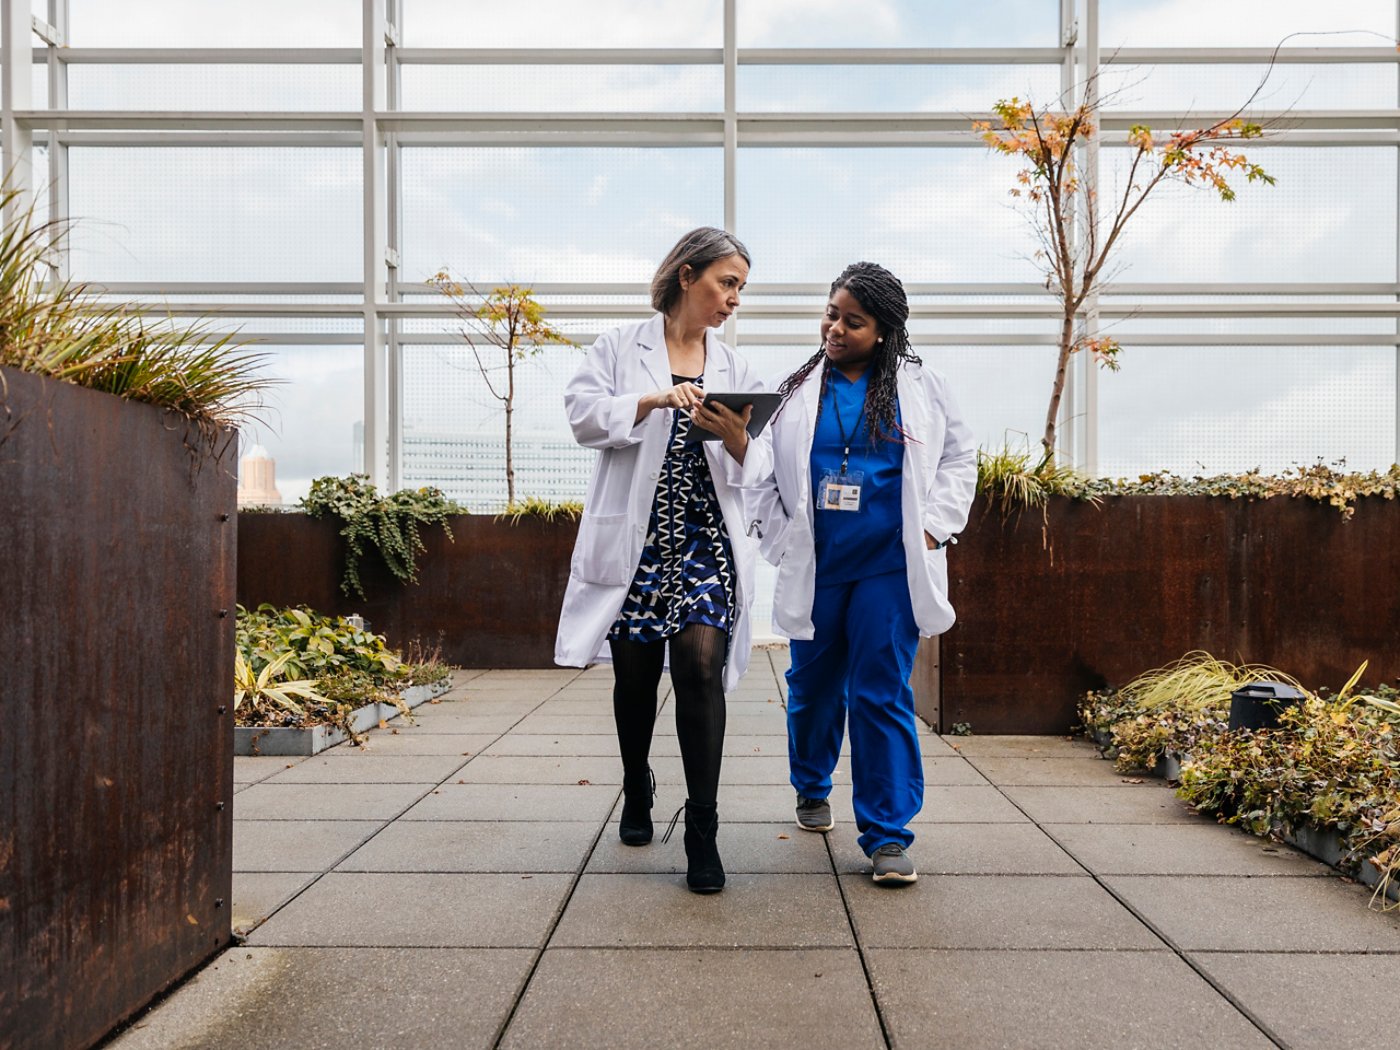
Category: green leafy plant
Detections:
[
  {"x1": 233, "y1": 650, "x2": 330, "y2": 722},
  {"x1": 301, "y1": 474, "x2": 460, "y2": 599},
  {"x1": 235, "y1": 604, "x2": 453, "y2": 744},
  {"x1": 1075, "y1": 462, "x2": 1400, "y2": 521},
  {"x1": 0, "y1": 183, "x2": 270, "y2": 443},
  {"x1": 428, "y1": 275, "x2": 577, "y2": 506}
]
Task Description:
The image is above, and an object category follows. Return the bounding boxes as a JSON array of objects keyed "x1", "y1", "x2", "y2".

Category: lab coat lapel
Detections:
[
  {"x1": 635, "y1": 313, "x2": 672, "y2": 393},
  {"x1": 701, "y1": 328, "x2": 730, "y2": 392}
]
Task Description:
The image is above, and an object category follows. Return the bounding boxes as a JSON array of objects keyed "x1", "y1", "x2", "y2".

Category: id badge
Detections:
[{"x1": 819, "y1": 470, "x2": 864, "y2": 512}]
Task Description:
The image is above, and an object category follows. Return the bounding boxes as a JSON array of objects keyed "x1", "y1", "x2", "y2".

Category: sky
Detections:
[{"x1": 25, "y1": 0, "x2": 1400, "y2": 505}]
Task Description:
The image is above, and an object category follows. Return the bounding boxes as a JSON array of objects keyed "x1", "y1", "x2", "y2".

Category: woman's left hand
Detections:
[{"x1": 693, "y1": 398, "x2": 753, "y2": 464}]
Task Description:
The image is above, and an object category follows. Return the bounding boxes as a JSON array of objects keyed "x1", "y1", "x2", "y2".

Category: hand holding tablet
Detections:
[{"x1": 683, "y1": 392, "x2": 782, "y2": 444}]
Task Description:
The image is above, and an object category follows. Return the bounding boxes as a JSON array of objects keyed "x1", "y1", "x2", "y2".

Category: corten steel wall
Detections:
[
  {"x1": 0, "y1": 368, "x2": 236, "y2": 1050},
  {"x1": 939, "y1": 494, "x2": 1400, "y2": 734},
  {"x1": 237, "y1": 514, "x2": 577, "y2": 668}
]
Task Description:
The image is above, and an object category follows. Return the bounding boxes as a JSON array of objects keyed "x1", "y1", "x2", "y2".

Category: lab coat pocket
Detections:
[{"x1": 572, "y1": 511, "x2": 636, "y2": 586}]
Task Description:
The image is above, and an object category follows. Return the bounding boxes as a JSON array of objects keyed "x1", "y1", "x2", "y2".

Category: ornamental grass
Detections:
[{"x1": 0, "y1": 185, "x2": 269, "y2": 434}]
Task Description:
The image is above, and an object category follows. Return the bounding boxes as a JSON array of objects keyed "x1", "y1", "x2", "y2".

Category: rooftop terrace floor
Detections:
[{"x1": 113, "y1": 648, "x2": 1400, "y2": 1049}]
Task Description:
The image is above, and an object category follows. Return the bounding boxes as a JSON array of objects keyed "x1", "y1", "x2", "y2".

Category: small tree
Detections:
[
  {"x1": 429, "y1": 273, "x2": 575, "y2": 507},
  {"x1": 976, "y1": 84, "x2": 1276, "y2": 461}
]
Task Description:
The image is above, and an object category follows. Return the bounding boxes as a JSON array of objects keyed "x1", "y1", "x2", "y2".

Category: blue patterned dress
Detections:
[{"x1": 609, "y1": 374, "x2": 736, "y2": 642}]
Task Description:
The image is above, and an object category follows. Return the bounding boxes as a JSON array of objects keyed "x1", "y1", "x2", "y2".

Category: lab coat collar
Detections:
[
  {"x1": 636, "y1": 313, "x2": 671, "y2": 392},
  {"x1": 637, "y1": 312, "x2": 731, "y2": 392}
]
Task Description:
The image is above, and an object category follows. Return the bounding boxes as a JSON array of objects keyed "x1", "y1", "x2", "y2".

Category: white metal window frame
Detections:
[{"x1": 2, "y1": 0, "x2": 1399, "y2": 481}]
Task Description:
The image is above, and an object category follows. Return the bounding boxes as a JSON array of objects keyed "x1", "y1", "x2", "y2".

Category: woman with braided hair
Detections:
[{"x1": 748, "y1": 261, "x2": 976, "y2": 884}]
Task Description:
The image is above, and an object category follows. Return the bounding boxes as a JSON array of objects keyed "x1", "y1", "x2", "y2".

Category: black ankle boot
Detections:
[
  {"x1": 679, "y1": 800, "x2": 724, "y2": 894},
  {"x1": 618, "y1": 766, "x2": 655, "y2": 846}
]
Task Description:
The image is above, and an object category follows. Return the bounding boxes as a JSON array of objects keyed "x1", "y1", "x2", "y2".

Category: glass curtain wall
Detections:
[{"x1": 5, "y1": 0, "x2": 1399, "y2": 628}]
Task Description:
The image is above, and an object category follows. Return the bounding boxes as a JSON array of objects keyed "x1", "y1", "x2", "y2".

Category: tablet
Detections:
[{"x1": 682, "y1": 391, "x2": 783, "y2": 444}]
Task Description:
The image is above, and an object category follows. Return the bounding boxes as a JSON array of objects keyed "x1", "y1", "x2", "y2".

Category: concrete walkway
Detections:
[{"x1": 115, "y1": 649, "x2": 1400, "y2": 1049}]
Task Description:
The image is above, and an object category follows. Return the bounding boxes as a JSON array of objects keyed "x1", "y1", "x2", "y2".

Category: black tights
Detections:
[{"x1": 609, "y1": 623, "x2": 727, "y2": 806}]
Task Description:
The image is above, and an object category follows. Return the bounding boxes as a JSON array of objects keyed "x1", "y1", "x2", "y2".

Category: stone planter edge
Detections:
[{"x1": 234, "y1": 676, "x2": 453, "y2": 756}]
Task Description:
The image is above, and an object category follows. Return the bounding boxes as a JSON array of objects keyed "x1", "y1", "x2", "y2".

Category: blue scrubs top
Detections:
[{"x1": 810, "y1": 369, "x2": 905, "y2": 584}]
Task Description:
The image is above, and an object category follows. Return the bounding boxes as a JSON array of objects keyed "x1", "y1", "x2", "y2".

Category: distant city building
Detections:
[
  {"x1": 400, "y1": 429, "x2": 594, "y2": 510},
  {"x1": 237, "y1": 444, "x2": 283, "y2": 507}
]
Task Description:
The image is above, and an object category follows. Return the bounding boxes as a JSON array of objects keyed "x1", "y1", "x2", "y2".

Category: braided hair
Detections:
[{"x1": 775, "y1": 261, "x2": 922, "y2": 443}]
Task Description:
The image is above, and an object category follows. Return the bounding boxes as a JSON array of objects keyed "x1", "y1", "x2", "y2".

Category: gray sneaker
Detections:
[
  {"x1": 870, "y1": 844, "x2": 917, "y2": 884},
  {"x1": 795, "y1": 795, "x2": 834, "y2": 832}
]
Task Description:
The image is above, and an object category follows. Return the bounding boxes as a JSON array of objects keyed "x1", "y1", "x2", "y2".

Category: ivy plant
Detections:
[{"x1": 301, "y1": 474, "x2": 460, "y2": 599}]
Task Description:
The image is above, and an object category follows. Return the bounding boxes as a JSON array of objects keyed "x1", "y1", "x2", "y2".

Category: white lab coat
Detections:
[
  {"x1": 554, "y1": 313, "x2": 772, "y2": 692},
  {"x1": 746, "y1": 360, "x2": 977, "y2": 640}
]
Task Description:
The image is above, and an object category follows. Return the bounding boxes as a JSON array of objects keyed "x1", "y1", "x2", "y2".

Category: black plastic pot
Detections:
[{"x1": 1229, "y1": 681, "x2": 1306, "y2": 731}]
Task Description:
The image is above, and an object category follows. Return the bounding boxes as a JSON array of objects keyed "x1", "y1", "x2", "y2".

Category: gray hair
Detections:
[{"x1": 650, "y1": 226, "x2": 752, "y2": 316}]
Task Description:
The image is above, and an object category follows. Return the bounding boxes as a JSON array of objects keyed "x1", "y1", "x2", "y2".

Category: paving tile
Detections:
[
  {"x1": 552, "y1": 873, "x2": 851, "y2": 948},
  {"x1": 999, "y1": 784, "x2": 1203, "y2": 825},
  {"x1": 944, "y1": 734, "x2": 1100, "y2": 758},
  {"x1": 500, "y1": 948, "x2": 881, "y2": 1050},
  {"x1": 722, "y1": 734, "x2": 791, "y2": 757},
  {"x1": 233, "y1": 820, "x2": 382, "y2": 873},
  {"x1": 687, "y1": 712, "x2": 792, "y2": 737},
  {"x1": 528, "y1": 698, "x2": 616, "y2": 717},
  {"x1": 513, "y1": 713, "x2": 623, "y2": 736},
  {"x1": 392, "y1": 711, "x2": 523, "y2": 733},
  {"x1": 587, "y1": 822, "x2": 831, "y2": 875},
  {"x1": 828, "y1": 823, "x2": 1082, "y2": 876},
  {"x1": 487, "y1": 733, "x2": 624, "y2": 761},
  {"x1": 920, "y1": 757, "x2": 992, "y2": 785},
  {"x1": 841, "y1": 874, "x2": 1162, "y2": 949},
  {"x1": 917, "y1": 733, "x2": 959, "y2": 757},
  {"x1": 1191, "y1": 952, "x2": 1400, "y2": 1049},
  {"x1": 232, "y1": 782, "x2": 428, "y2": 821},
  {"x1": 1103, "y1": 875, "x2": 1400, "y2": 951},
  {"x1": 264, "y1": 753, "x2": 470, "y2": 784},
  {"x1": 413, "y1": 696, "x2": 539, "y2": 715},
  {"x1": 353, "y1": 731, "x2": 499, "y2": 756},
  {"x1": 912, "y1": 785, "x2": 1031, "y2": 823},
  {"x1": 230, "y1": 872, "x2": 317, "y2": 934},
  {"x1": 483, "y1": 733, "x2": 682, "y2": 758},
  {"x1": 623, "y1": 782, "x2": 795, "y2": 823},
  {"x1": 1052, "y1": 824, "x2": 1333, "y2": 877},
  {"x1": 867, "y1": 949, "x2": 1272, "y2": 1050},
  {"x1": 111, "y1": 947, "x2": 535, "y2": 1050},
  {"x1": 403, "y1": 782, "x2": 621, "y2": 822},
  {"x1": 456, "y1": 754, "x2": 625, "y2": 784},
  {"x1": 246, "y1": 872, "x2": 573, "y2": 947},
  {"x1": 965, "y1": 756, "x2": 1142, "y2": 786},
  {"x1": 232, "y1": 756, "x2": 304, "y2": 784},
  {"x1": 337, "y1": 820, "x2": 599, "y2": 873},
  {"x1": 654, "y1": 754, "x2": 793, "y2": 785},
  {"x1": 473, "y1": 669, "x2": 580, "y2": 685}
]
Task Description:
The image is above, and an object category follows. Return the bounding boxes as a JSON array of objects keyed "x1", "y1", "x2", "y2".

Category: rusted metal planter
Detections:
[
  {"x1": 237, "y1": 513, "x2": 576, "y2": 669},
  {"x1": 0, "y1": 367, "x2": 236, "y2": 1050},
  {"x1": 936, "y1": 494, "x2": 1400, "y2": 734}
]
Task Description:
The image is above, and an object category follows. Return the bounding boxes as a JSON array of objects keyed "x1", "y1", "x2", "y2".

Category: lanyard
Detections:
[{"x1": 830, "y1": 384, "x2": 866, "y2": 474}]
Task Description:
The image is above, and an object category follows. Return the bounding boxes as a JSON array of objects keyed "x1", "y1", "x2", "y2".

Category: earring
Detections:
[{"x1": 877, "y1": 337, "x2": 884, "y2": 343}]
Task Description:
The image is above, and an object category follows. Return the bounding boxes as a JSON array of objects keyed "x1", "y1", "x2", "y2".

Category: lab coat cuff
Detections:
[{"x1": 608, "y1": 393, "x2": 647, "y2": 446}]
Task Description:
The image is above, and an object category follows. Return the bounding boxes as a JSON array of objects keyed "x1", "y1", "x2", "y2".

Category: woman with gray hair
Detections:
[{"x1": 555, "y1": 226, "x2": 770, "y2": 894}]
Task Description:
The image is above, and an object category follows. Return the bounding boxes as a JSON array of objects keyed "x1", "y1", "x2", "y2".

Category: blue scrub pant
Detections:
[{"x1": 786, "y1": 568, "x2": 923, "y2": 856}]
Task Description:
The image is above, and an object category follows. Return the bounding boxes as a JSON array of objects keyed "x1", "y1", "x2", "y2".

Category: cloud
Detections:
[{"x1": 1100, "y1": 0, "x2": 1395, "y2": 49}]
